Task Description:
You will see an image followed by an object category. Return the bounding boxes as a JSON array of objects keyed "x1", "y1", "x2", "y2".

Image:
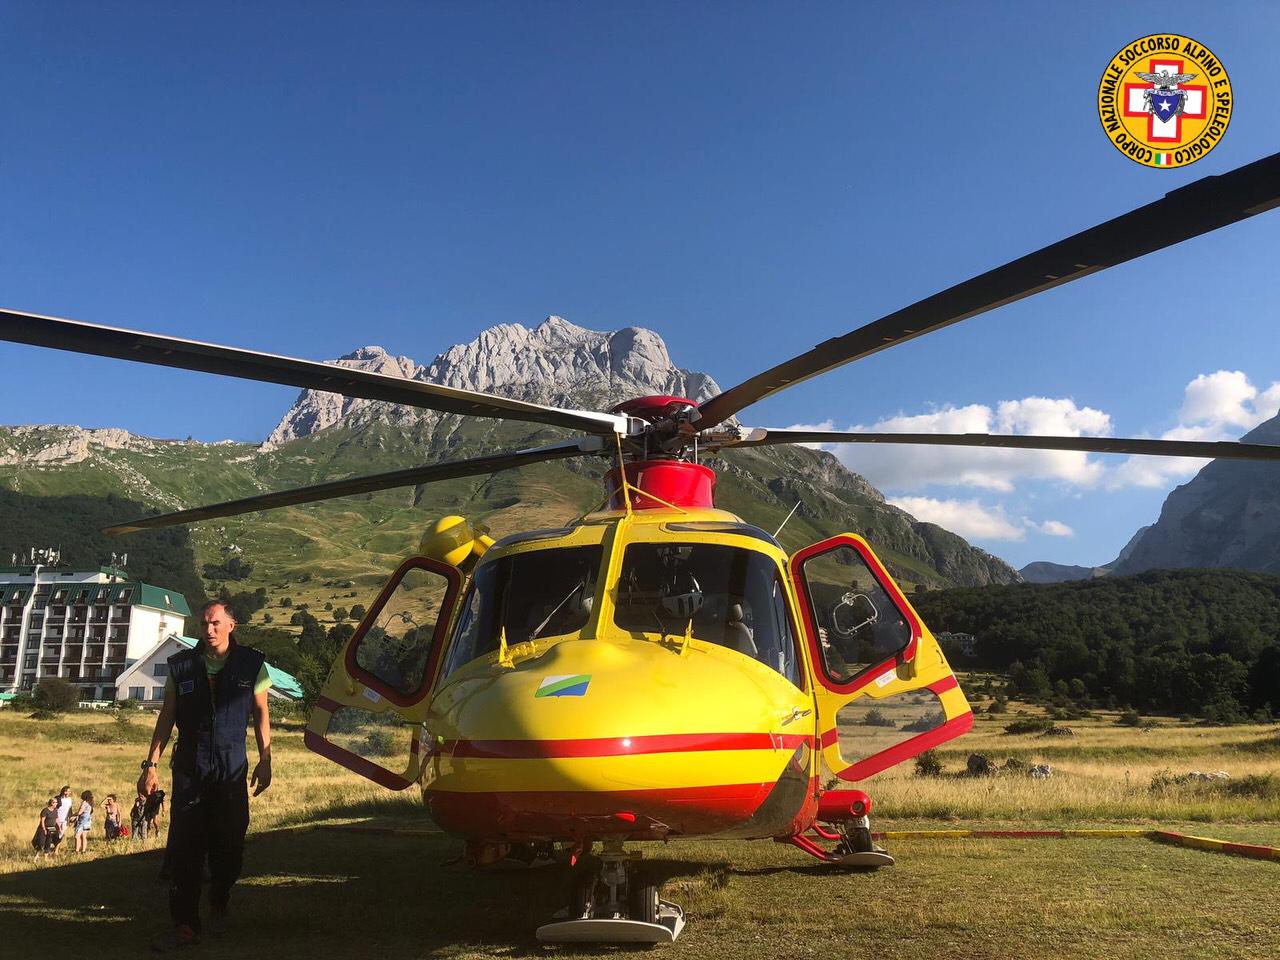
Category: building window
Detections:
[
  {"x1": 118, "y1": 588, "x2": 133, "y2": 602},
  {"x1": 152, "y1": 686, "x2": 165, "y2": 701},
  {"x1": 153, "y1": 662, "x2": 168, "y2": 678},
  {"x1": 129, "y1": 686, "x2": 145, "y2": 701}
]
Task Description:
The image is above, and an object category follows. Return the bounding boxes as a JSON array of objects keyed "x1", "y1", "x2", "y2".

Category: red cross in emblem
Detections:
[{"x1": 1123, "y1": 58, "x2": 1208, "y2": 143}]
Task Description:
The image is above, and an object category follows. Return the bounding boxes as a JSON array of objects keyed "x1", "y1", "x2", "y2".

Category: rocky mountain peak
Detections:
[
  {"x1": 1111, "y1": 409, "x2": 1280, "y2": 576},
  {"x1": 262, "y1": 316, "x2": 721, "y2": 449}
]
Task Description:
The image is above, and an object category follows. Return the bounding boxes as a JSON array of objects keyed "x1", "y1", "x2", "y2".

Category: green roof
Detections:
[
  {"x1": 135, "y1": 583, "x2": 192, "y2": 617},
  {"x1": 0, "y1": 579, "x2": 190, "y2": 616},
  {"x1": 172, "y1": 636, "x2": 304, "y2": 700}
]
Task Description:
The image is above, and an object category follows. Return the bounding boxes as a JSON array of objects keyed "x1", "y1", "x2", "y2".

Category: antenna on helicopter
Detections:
[{"x1": 773, "y1": 500, "x2": 802, "y2": 539}]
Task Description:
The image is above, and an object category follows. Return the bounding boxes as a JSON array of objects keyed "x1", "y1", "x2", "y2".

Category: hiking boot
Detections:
[
  {"x1": 209, "y1": 904, "x2": 229, "y2": 936},
  {"x1": 150, "y1": 925, "x2": 201, "y2": 952}
]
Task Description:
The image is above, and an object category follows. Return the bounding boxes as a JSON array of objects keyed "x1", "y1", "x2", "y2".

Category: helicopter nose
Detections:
[{"x1": 422, "y1": 638, "x2": 814, "y2": 839}]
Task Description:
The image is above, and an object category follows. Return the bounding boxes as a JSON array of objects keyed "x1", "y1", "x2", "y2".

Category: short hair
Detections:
[
  {"x1": 81, "y1": 790, "x2": 94, "y2": 804},
  {"x1": 200, "y1": 600, "x2": 236, "y2": 621}
]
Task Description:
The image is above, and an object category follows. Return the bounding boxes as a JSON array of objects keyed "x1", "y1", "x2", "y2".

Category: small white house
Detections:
[{"x1": 113, "y1": 634, "x2": 304, "y2": 704}]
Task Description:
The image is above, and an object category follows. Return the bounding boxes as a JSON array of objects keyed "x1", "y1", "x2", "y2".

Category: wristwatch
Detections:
[{"x1": 140, "y1": 760, "x2": 157, "y2": 771}]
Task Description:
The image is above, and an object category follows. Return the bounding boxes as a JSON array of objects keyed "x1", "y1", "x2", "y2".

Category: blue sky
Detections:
[{"x1": 2, "y1": 2, "x2": 1278, "y2": 570}]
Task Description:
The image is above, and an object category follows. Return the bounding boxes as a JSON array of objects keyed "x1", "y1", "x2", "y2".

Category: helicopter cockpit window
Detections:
[
  {"x1": 441, "y1": 545, "x2": 602, "y2": 678},
  {"x1": 798, "y1": 545, "x2": 912, "y2": 685},
  {"x1": 613, "y1": 543, "x2": 802, "y2": 687}
]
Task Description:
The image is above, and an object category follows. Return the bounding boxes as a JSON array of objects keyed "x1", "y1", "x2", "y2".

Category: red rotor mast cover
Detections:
[
  {"x1": 604, "y1": 395, "x2": 718, "y2": 511},
  {"x1": 606, "y1": 459, "x2": 717, "y2": 511}
]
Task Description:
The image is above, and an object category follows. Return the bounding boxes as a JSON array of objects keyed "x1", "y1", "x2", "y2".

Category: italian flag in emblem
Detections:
[{"x1": 1154, "y1": 152, "x2": 1173, "y2": 166}]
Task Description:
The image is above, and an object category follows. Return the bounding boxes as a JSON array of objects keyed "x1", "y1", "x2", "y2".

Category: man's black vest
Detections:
[{"x1": 169, "y1": 639, "x2": 266, "y2": 785}]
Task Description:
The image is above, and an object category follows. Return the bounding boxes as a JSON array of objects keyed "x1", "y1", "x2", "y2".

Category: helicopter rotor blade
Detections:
[
  {"x1": 103, "y1": 436, "x2": 604, "y2": 535},
  {"x1": 695, "y1": 150, "x2": 1280, "y2": 430},
  {"x1": 728, "y1": 429, "x2": 1280, "y2": 462},
  {"x1": 0, "y1": 309, "x2": 630, "y2": 436}
]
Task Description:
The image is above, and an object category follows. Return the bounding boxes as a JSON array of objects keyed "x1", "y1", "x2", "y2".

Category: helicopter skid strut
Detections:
[
  {"x1": 781, "y1": 813, "x2": 896, "y2": 868},
  {"x1": 536, "y1": 842, "x2": 686, "y2": 944}
]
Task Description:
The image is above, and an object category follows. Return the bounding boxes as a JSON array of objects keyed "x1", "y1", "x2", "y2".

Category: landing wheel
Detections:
[
  {"x1": 570, "y1": 857, "x2": 596, "y2": 920},
  {"x1": 849, "y1": 825, "x2": 874, "y2": 854},
  {"x1": 628, "y1": 874, "x2": 659, "y2": 925}
]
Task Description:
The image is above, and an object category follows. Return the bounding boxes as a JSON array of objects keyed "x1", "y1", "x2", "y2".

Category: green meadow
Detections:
[{"x1": 0, "y1": 702, "x2": 1276, "y2": 958}]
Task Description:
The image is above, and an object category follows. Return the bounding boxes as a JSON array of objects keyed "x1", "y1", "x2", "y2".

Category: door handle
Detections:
[{"x1": 780, "y1": 707, "x2": 812, "y2": 726}]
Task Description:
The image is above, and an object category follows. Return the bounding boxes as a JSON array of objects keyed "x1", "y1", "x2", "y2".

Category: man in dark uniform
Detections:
[{"x1": 140, "y1": 600, "x2": 273, "y2": 951}]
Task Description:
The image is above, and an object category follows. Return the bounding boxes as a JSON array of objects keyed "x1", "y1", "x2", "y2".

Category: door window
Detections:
[
  {"x1": 797, "y1": 543, "x2": 913, "y2": 686},
  {"x1": 344, "y1": 558, "x2": 462, "y2": 706}
]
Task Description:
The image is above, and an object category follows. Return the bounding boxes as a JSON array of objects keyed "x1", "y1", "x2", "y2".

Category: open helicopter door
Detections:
[
  {"x1": 304, "y1": 556, "x2": 463, "y2": 790},
  {"x1": 790, "y1": 535, "x2": 972, "y2": 782}
]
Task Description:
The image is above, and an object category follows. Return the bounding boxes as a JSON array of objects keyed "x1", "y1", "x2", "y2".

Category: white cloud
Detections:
[
  {"x1": 1025, "y1": 518, "x2": 1074, "y2": 537},
  {"x1": 791, "y1": 396, "x2": 1112, "y2": 493},
  {"x1": 1109, "y1": 371, "x2": 1280, "y2": 489},
  {"x1": 887, "y1": 497, "x2": 1076, "y2": 542},
  {"x1": 1180, "y1": 370, "x2": 1270, "y2": 429},
  {"x1": 888, "y1": 496, "x2": 1026, "y2": 540}
]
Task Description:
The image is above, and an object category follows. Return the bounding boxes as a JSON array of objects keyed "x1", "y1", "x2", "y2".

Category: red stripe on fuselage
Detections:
[
  {"x1": 425, "y1": 781, "x2": 775, "y2": 840},
  {"x1": 443, "y1": 731, "x2": 813, "y2": 759}
]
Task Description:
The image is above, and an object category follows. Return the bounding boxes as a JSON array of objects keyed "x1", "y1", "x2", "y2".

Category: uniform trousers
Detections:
[{"x1": 167, "y1": 776, "x2": 250, "y2": 932}]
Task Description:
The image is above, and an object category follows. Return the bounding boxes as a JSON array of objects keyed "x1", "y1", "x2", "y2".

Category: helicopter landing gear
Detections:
[
  {"x1": 536, "y1": 840, "x2": 685, "y2": 944},
  {"x1": 780, "y1": 789, "x2": 896, "y2": 868}
]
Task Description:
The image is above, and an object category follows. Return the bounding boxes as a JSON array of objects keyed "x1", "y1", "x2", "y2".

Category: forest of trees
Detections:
[
  {"x1": 915, "y1": 568, "x2": 1280, "y2": 722},
  {"x1": 0, "y1": 491, "x2": 206, "y2": 609}
]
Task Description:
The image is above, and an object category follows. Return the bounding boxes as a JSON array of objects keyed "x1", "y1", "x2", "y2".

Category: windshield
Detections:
[
  {"x1": 613, "y1": 542, "x2": 801, "y2": 686},
  {"x1": 441, "y1": 545, "x2": 602, "y2": 677}
]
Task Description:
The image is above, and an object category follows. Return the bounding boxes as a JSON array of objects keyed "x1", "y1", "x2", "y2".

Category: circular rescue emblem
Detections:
[{"x1": 1097, "y1": 34, "x2": 1232, "y2": 168}]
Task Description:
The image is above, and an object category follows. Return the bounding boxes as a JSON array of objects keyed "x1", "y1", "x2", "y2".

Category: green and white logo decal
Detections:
[{"x1": 535, "y1": 674, "x2": 591, "y2": 698}]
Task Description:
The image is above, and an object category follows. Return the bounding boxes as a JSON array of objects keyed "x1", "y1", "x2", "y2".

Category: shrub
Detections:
[
  {"x1": 1225, "y1": 773, "x2": 1278, "y2": 799},
  {"x1": 33, "y1": 677, "x2": 80, "y2": 713},
  {"x1": 862, "y1": 708, "x2": 896, "y2": 727},
  {"x1": 914, "y1": 750, "x2": 944, "y2": 777},
  {"x1": 10, "y1": 692, "x2": 34, "y2": 712},
  {"x1": 1116, "y1": 709, "x2": 1142, "y2": 727},
  {"x1": 113, "y1": 698, "x2": 139, "y2": 711},
  {"x1": 902, "y1": 711, "x2": 946, "y2": 732},
  {"x1": 350, "y1": 604, "x2": 367, "y2": 622},
  {"x1": 1004, "y1": 717, "x2": 1056, "y2": 735},
  {"x1": 362, "y1": 729, "x2": 398, "y2": 756},
  {"x1": 987, "y1": 698, "x2": 1008, "y2": 714}
]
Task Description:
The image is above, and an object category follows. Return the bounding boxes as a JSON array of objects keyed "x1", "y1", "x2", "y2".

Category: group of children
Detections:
[{"x1": 32, "y1": 783, "x2": 166, "y2": 861}]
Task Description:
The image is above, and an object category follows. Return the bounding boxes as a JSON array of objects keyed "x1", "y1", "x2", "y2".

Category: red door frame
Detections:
[
  {"x1": 788, "y1": 534, "x2": 921, "y2": 696},
  {"x1": 342, "y1": 555, "x2": 464, "y2": 708}
]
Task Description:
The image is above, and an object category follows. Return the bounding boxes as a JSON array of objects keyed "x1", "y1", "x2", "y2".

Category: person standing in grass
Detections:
[
  {"x1": 73, "y1": 790, "x2": 94, "y2": 853},
  {"x1": 104, "y1": 794, "x2": 121, "y2": 841},
  {"x1": 32, "y1": 797, "x2": 59, "y2": 861},
  {"x1": 131, "y1": 793, "x2": 147, "y2": 839},
  {"x1": 139, "y1": 600, "x2": 273, "y2": 951},
  {"x1": 53, "y1": 784, "x2": 72, "y2": 855}
]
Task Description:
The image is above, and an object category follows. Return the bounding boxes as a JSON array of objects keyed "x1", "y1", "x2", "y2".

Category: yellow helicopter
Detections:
[{"x1": 2, "y1": 150, "x2": 1279, "y2": 943}]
